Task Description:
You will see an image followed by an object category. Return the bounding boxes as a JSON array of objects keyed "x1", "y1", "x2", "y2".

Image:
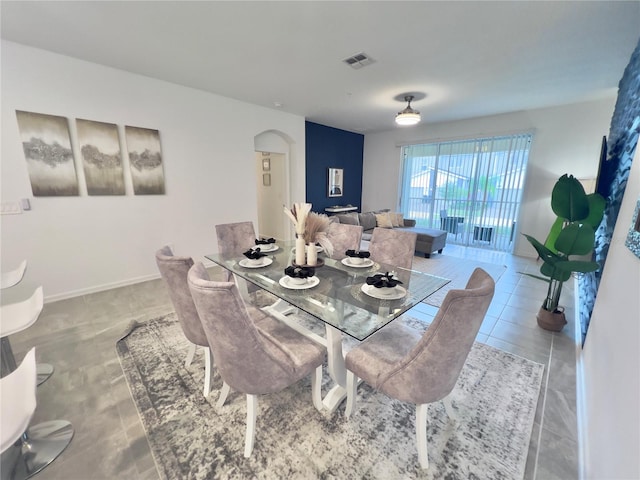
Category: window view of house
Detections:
[{"x1": 400, "y1": 133, "x2": 531, "y2": 252}]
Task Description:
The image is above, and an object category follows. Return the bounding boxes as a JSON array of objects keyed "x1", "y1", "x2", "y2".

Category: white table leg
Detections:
[
  {"x1": 262, "y1": 307, "x2": 352, "y2": 413},
  {"x1": 322, "y1": 325, "x2": 349, "y2": 413}
]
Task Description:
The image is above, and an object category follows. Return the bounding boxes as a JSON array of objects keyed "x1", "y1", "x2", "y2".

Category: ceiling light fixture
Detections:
[{"x1": 395, "y1": 95, "x2": 421, "y2": 126}]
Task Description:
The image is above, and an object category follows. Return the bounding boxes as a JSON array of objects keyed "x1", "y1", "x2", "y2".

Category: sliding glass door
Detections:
[{"x1": 400, "y1": 133, "x2": 532, "y2": 252}]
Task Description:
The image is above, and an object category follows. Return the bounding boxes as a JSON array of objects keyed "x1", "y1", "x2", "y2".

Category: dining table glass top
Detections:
[{"x1": 205, "y1": 241, "x2": 450, "y2": 341}]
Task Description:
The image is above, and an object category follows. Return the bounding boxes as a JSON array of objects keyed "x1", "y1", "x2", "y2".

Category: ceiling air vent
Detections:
[{"x1": 343, "y1": 52, "x2": 375, "y2": 69}]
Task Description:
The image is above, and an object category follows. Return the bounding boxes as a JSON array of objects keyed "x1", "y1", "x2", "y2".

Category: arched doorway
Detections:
[{"x1": 254, "y1": 130, "x2": 294, "y2": 240}]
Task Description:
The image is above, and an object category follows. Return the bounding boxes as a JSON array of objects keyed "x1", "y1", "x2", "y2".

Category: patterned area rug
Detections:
[
  {"x1": 117, "y1": 314, "x2": 543, "y2": 480},
  {"x1": 411, "y1": 255, "x2": 507, "y2": 307}
]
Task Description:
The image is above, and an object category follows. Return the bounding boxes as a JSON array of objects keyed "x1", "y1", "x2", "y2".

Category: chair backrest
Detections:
[
  {"x1": 215, "y1": 221, "x2": 256, "y2": 254},
  {"x1": 325, "y1": 223, "x2": 364, "y2": 260},
  {"x1": 440, "y1": 217, "x2": 459, "y2": 235},
  {"x1": 368, "y1": 227, "x2": 417, "y2": 271},
  {"x1": 377, "y1": 268, "x2": 495, "y2": 405},
  {"x1": 187, "y1": 262, "x2": 302, "y2": 395},
  {"x1": 1, "y1": 260, "x2": 27, "y2": 289},
  {"x1": 0, "y1": 286, "x2": 43, "y2": 338},
  {"x1": 215, "y1": 222, "x2": 256, "y2": 281},
  {"x1": 1, "y1": 348, "x2": 37, "y2": 453},
  {"x1": 155, "y1": 246, "x2": 208, "y2": 347}
]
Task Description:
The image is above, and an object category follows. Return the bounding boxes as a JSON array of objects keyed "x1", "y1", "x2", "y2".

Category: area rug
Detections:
[
  {"x1": 116, "y1": 313, "x2": 543, "y2": 480},
  {"x1": 411, "y1": 255, "x2": 507, "y2": 307}
]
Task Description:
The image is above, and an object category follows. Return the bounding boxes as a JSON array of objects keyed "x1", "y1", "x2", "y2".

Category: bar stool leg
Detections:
[
  {"x1": 36, "y1": 364, "x2": 54, "y2": 386},
  {"x1": 2, "y1": 338, "x2": 54, "y2": 386},
  {"x1": 10, "y1": 420, "x2": 74, "y2": 480}
]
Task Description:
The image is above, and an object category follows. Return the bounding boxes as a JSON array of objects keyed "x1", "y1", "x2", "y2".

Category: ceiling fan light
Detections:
[
  {"x1": 395, "y1": 111, "x2": 421, "y2": 126},
  {"x1": 395, "y1": 95, "x2": 421, "y2": 126}
]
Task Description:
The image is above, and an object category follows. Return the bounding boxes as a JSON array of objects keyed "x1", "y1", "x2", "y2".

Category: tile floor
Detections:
[{"x1": 2, "y1": 245, "x2": 579, "y2": 479}]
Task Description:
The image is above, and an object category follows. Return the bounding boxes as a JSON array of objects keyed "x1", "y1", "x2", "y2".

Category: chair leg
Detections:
[
  {"x1": 217, "y1": 382, "x2": 231, "y2": 409},
  {"x1": 244, "y1": 394, "x2": 258, "y2": 458},
  {"x1": 311, "y1": 365, "x2": 323, "y2": 411},
  {"x1": 203, "y1": 347, "x2": 213, "y2": 397},
  {"x1": 184, "y1": 342, "x2": 196, "y2": 368},
  {"x1": 345, "y1": 370, "x2": 358, "y2": 418},
  {"x1": 442, "y1": 395, "x2": 455, "y2": 420},
  {"x1": 416, "y1": 404, "x2": 429, "y2": 469}
]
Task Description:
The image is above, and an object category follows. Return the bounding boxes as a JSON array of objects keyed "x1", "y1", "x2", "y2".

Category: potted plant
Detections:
[{"x1": 522, "y1": 174, "x2": 606, "y2": 331}]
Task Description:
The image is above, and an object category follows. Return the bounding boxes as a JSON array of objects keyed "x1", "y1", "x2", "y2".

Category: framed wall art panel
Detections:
[
  {"x1": 77, "y1": 119, "x2": 125, "y2": 195},
  {"x1": 125, "y1": 126, "x2": 165, "y2": 195},
  {"x1": 15, "y1": 110, "x2": 79, "y2": 196}
]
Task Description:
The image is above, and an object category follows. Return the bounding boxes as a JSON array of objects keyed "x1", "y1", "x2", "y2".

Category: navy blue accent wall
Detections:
[
  {"x1": 305, "y1": 122, "x2": 364, "y2": 213},
  {"x1": 580, "y1": 36, "x2": 640, "y2": 344}
]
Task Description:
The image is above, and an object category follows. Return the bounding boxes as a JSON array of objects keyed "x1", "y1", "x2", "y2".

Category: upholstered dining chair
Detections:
[
  {"x1": 368, "y1": 227, "x2": 417, "y2": 270},
  {"x1": 344, "y1": 268, "x2": 495, "y2": 469},
  {"x1": 155, "y1": 245, "x2": 218, "y2": 398},
  {"x1": 215, "y1": 221, "x2": 294, "y2": 316},
  {"x1": 187, "y1": 262, "x2": 326, "y2": 458},
  {"x1": 1, "y1": 259, "x2": 27, "y2": 289},
  {"x1": 1, "y1": 348, "x2": 74, "y2": 479},
  {"x1": 214, "y1": 221, "x2": 257, "y2": 281},
  {"x1": 325, "y1": 223, "x2": 364, "y2": 260}
]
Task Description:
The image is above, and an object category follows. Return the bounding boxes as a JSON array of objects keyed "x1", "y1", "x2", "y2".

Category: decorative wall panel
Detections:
[{"x1": 15, "y1": 110, "x2": 79, "y2": 196}]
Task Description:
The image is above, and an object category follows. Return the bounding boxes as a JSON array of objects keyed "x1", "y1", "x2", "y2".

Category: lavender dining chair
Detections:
[
  {"x1": 187, "y1": 262, "x2": 326, "y2": 457},
  {"x1": 155, "y1": 245, "x2": 220, "y2": 398},
  {"x1": 215, "y1": 221, "x2": 294, "y2": 316},
  {"x1": 368, "y1": 227, "x2": 417, "y2": 271},
  {"x1": 344, "y1": 268, "x2": 495, "y2": 469},
  {"x1": 325, "y1": 223, "x2": 364, "y2": 260}
]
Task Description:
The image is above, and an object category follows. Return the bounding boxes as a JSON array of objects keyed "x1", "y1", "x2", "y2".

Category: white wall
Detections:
[
  {"x1": 363, "y1": 98, "x2": 616, "y2": 257},
  {"x1": 0, "y1": 40, "x2": 305, "y2": 300},
  {"x1": 581, "y1": 143, "x2": 640, "y2": 480}
]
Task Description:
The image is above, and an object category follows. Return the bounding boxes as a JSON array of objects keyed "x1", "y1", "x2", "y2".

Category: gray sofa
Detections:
[{"x1": 332, "y1": 210, "x2": 447, "y2": 258}]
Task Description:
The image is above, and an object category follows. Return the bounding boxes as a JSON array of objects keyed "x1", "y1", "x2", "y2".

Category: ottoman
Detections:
[{"x1": 398, "y1": 227, "x2": 447, "y2": 258}]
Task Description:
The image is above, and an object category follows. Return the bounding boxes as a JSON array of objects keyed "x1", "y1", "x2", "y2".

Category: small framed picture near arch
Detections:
[{"x1": 328, "y1": 168, "x2": 343, "y2": 197}]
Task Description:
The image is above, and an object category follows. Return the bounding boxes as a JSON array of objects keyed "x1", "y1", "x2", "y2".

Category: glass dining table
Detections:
[{"x1": 205, "y1": 240, "x2": 449, "y2": 411}]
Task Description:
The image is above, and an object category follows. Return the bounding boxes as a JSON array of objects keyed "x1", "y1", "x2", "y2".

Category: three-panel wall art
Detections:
[{"x1": 15, "y1": 110, "x2": 165, "y2": 196}]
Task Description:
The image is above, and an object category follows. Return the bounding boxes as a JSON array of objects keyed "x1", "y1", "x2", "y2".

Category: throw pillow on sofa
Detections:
[
  {"x1": 335, "y1": 212, "x2": 359, "y2": 225},
  {"x1": 375, "y1": 212, "x2": 393, "y2": 228},
  {"x1": 393, "y1": 212, "x2": 404, "y2": 227},
  {"x1": 358, "y1": 212, "x2": 377, "y2": 232}
]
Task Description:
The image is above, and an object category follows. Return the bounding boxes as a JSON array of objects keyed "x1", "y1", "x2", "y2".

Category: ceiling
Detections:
[{"x1": 1, "y1": 1, "x2": 639, "y2": 134}]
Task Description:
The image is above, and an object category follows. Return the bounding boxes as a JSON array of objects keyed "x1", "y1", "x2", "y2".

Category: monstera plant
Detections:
[{"x1": 523, "y1": 174, "x2": 606, "y2": 331}]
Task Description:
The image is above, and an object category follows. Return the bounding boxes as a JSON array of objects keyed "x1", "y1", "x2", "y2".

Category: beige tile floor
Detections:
[{"x1": 2, "y1": 245, "x2": 579, "y2": 479}]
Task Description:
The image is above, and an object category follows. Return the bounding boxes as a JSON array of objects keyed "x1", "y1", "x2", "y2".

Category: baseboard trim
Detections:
[
  {"x1": 44, "y1": 259, "x2": 218, "y2": 303},
  {"x1": 44, "y1": 273, "x2": 161, "y2": 303}
]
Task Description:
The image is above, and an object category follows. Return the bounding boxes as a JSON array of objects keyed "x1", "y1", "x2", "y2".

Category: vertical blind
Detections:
[{"x1": 400, "y1": 133, "x2": 532, "y2": 252}]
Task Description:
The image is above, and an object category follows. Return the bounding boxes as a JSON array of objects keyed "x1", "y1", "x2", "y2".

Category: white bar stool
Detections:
[
  {"x1": 1, "y1": 348, "x2": 74, "y2": 479},
  {"x1": 0, "y1": 287, "x2": 53, "y2": 385},
  {"x1": 1, "y1": 261, "x2": 27, "y2": 290}
]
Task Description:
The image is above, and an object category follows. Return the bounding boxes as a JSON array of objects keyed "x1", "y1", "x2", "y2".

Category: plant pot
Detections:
[{"x1": 536, "y1": 306, "x2": 567, "y2": 332}]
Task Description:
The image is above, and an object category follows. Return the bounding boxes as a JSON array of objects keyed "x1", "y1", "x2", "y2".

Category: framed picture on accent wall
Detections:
[{"x1": 328, "y1": 168, "x2": 343, "y2": 197}]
